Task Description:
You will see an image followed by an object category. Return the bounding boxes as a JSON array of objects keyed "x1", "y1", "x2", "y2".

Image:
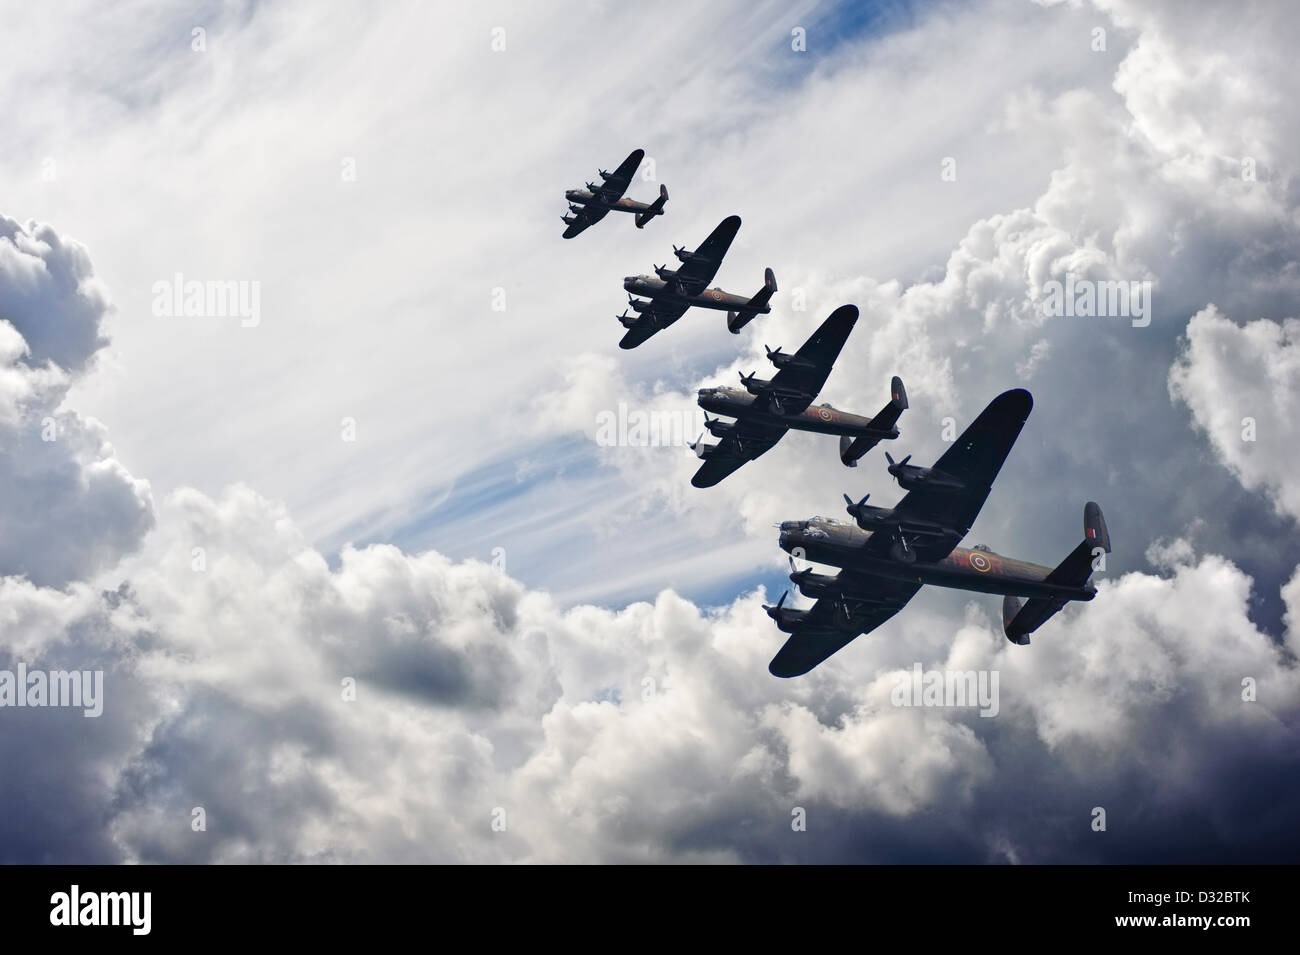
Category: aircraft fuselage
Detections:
[
  {"x1": 623, "y1": 276, "x2": 768, "y2": 313},
  {"x1": 778, "y1": 518, "x2": 1096, "y2": 601},
  {"x1": 567, "y1": 189, "x2": 658, "y2": 214},
  {"x1": 698, "y1": 386, "x2": 896, "y2": 437}
]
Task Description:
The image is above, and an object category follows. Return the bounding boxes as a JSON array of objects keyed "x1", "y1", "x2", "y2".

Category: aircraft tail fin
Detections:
[
  {"x1": 635, "y1": 184, "x2": 669, "y2": 228},
  {"x1": 1003, "y1": 502, "x2": 1110, "y2": 644},
  {"x1": 839, "y1": 376, "x2": 907, "y2": 467}
]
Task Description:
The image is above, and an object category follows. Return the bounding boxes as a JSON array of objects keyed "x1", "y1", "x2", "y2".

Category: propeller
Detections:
[
  {"x1": 885, "y1": 452, "x2": 912, "y2": 481},
  {"x1": 598, "y1": 168, "x2": 610, "y2": 177},
  {"x1": 843, "y1": 492, "x2": 870, "y2": 514},
  {"x1": 673, "y1": 244, "x2": 685, "y2": 255},
  {"x1": 763, "y1": 590, "x2": 789, "y2": 619},
  {"x1": 787, "y1": 556, "x2": 812, "y2": 582},
  {"x1": 739, "y1": 370, "x2": 758, "y2": 387},
  {"x1": 688, "y1": 432, "x2": 708, "y2": 459},
  {"x1": 765, "y1": 344, "x2": 785, "y2": 359},
  {"x1": 616, "y1": 309, "x2": 635, "y2": 327}
]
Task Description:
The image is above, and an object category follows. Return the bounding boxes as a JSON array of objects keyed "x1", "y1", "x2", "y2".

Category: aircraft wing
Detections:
[
  {"x1": 769, "y1": 573, "x2": 922, "y2": 677},
  {"x1": 674, "y1": 215, "x2": 741, "y2": 295},
  {"x1": 690, "y1": 419, "x2": 786, "y2": 487},
  {"x1": 562, "y1": 205, "x2": 608, "y2": 239},
  {"x1": 618, "y1": 299, "x2": 691, "y2": 349},
  {"x1": 871, "y1": 388, "x2": 1033, "y2": 562},
  {"x1": 601, "y1": 148, "x2": 644, "y2": 200},
  {"x1": 758, "y1": 305, "x2": 858, "y2": 416}
]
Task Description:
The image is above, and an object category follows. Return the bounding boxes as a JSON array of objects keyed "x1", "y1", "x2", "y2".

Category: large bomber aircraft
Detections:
[
  {"x1": 562, "y1": 148, "x2": 669, "y2": 239},
  {"x1": 765, "y1": 388, "x2": 1111, "y2": 677},
  {"x1": 618, "y1": 215, "x2": 777, "y2": 349},
  {"x1": 690, "y1": 305, "x2": 907, "y2": 487}
]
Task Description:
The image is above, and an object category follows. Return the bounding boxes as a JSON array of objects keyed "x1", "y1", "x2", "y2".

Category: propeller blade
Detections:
[
  {"x1": 843, "y1": 493, "x2": 854, "y2": 506},
  {"x1": 900, "y1": 454, "x2": 912, "y2": 466},
  {"x1": 885, "y1": 451, "x2": 895, "y2": 466}
]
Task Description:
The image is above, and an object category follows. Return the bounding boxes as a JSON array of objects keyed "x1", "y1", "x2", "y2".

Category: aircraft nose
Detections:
[{"x1": 623, "y1": 276, "x2": 636, "y2": 288}]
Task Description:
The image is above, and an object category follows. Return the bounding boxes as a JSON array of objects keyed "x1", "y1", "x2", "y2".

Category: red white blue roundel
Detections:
[
  {"x1": 969, "y1": 552, "x2": 991, "y2": 572},
  {"x1": 818, "y1": 408, "x2": 832, "y2": 421}
]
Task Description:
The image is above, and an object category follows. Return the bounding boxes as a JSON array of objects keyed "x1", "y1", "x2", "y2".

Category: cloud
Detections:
[
  {"x1": 0, "y1": 483, "x2": 1291, "y2": 862},
  {"x1": 0, "y1": 217, "x2": 152, "y2": 587},
  {"x1": 1170, "y1": 306, "x2": 1300, "y2": 522},
  {"x1": 0, "y1": 0, "x2": 1298, "y2": 865}
]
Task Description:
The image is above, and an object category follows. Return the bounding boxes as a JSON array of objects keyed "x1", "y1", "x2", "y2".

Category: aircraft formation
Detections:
[{"x1": 561, "y1": 149, "x2": 1110, "y2": 677}]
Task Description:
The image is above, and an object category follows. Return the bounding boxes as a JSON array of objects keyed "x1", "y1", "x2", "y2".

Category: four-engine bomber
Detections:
[{"x1": 561, "y1": 151, "x2": 1109, "y2": 672}]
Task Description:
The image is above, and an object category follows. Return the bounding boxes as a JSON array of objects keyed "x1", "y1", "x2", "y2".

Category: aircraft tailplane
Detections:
[
  {"x1": 839, "y1": 376, "x2": 907, "y2": 467},
  {"x1": 635, "y1": 184, "x2": 669, "y2": 228},
  {"x1": 1003, "y1": 502, "x2": 1110, "y2": 644},
  {"x1": 726, "y1": 268, "x2": 777, "y2": 333}
]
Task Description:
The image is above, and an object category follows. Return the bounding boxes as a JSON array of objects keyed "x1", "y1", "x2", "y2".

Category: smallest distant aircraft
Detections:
[{"x1": 562, "y1": 148, "x2": 669, "y2": 239}]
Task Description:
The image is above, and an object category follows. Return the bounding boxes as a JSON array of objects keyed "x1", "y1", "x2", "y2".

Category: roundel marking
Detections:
[
  {"x1": 969, "y1": 552, "x2": 991, "y2": 573},
  {"x1": 710, "y1": 290, "x2": 723, "y2": 301},
  {"x1": 818, "y1": 408, "x2": 832, "y2": 421}
]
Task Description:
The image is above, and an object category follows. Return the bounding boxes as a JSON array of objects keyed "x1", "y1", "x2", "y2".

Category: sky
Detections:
[{"x1": 0, "y1": 0, "x2": 1298, "y2": 862}]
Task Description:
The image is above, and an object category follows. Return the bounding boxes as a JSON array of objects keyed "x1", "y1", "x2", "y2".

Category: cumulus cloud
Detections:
[
  {"x1": 0, "y1": 218, "x2": 152, "y2": 587},
  {"x1": 0, "y1": 482, "x2": 1292, "y2": 863},
  {"x1": 1170, "y1": 306, "x2": 1300, "y2": 522},
  {"x1": 1, "y1": 0, "x2": 1298, "y2": 865}
]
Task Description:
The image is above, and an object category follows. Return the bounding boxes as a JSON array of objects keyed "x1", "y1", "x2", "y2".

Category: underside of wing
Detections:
[
  {"x1": 602, "y1": 148, "x2": 644, "y2": 197},
  {"x1": 618, "y1": 302, "x2": 688, "y2": 349},
  {"x1": 690, "y1": 423, "x2": 785, "y2": 487},
  {"x1": 763, "y1": 305, "x2": 858, "y2": 412},
  {"x1": 769, "y1": 575, "x2": 920, "y2": 677},
  {"x1": 880, "y1": 389, "x2": 1033, "y2": 561},
  {"x1": 563, "y1": 207, "x2": 607, "y2": 239},
  {"x1": 676, "y1": 215, "x2": 740, "y2": 292}
]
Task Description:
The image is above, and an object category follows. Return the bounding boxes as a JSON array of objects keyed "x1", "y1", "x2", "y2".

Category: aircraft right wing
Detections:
[
  {"x1": 769, "y1": 573, "x2": 922, "y2": 677},
  {"x1": 867, "y1": 388, "x2": 1033, "y2": 562},
  {"x1": 754, "y1": 305, "x2": 857, "y2": 416},
  {"x1": 599, "y1": 148, "x2": 644, "y2": 201},
  {"x1": 673, "y1": 215, "x2": 741, "y2": 295}
]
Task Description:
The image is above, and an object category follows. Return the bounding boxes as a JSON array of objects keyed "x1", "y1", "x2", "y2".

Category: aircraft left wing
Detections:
[
  {"x1": 868, "y1": 388, "x2": 1033, "y2": 563},
  {"x1": 690, "y1": 419, "x2": 786, "y2": 487},
  {"x1": 562, "y1": 206, "x2": 608, "y2": 239},
  {"x1": 769, "y1": 573, "x2": 922, "y2": 677},
  {"x1": 618, "y1": 300, "x2": 690, "y2": 349}
]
